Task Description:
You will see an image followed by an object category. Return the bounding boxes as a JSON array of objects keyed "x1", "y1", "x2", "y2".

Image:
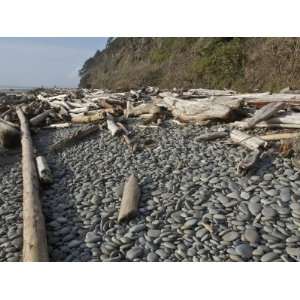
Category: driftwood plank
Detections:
[
  {"x1": 230, "y1": 130, "x2": 267, "y2": 150},
  {"x1": 260, "y1": 132, "x2": 300, "y2": 141}
]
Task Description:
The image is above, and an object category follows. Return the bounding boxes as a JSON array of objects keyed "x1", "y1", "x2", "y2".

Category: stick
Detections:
[
  {"x1": 118, "y1": 175, "x2": 140, "y2": 223},
  {"x1": 36, "y1": 156, "x2": 53, "y2": 184},
  {"x1": 16, "y1": 107, "x2": 48, "y2": 262},
  {"x1": 230, "y1": 129, "x2": 267, "y2": 150}
]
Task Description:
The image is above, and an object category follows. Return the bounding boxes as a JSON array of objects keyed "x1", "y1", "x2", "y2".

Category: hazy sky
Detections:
[{"x1": 0, "y1": 37, "x2": 108, "y2": 88}]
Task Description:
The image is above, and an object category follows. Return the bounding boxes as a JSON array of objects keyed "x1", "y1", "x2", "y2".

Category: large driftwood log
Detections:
[
  {"x1": 0, "y1": 118, "x2": 20, "y2": 148},
  {"x1": 36, "y1": 156, "x2": 53, "y2": 184},
  {"x1": 16, "y1": 107, "x2": 48, "y2": 262},
  {"x1": 29, "y1": 109, "x2": 54, "y2": 126},
  {"x1": 230, "y1": 130, "x2": 267, "y2": 150},
  {"x1": 118, "y1": 175, "x2": 140, "y2": 223},
  {"x1": 49, "y1": 125, "x2": 99, "y2": 153},
  {"x1": 244, "y1": 102, "x2": 284, "y2": 128},
  {"x1": 155, "y1": 96, "x2": 242, "y2": 122},
  {"x1": 233, "y1": 121, "x2": 300, "y2": 129}
]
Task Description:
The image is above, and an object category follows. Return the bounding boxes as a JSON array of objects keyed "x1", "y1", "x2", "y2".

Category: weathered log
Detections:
[
  {"x1": 106, "y1": 113, "x2": 120, "y2": 136},
  {"x1": 125, "y1": 101, "x2": 161, "y2": 118},
  {"x1": 244, "y1": 102, "x2": 284, "y2": 128},
  {"x1": 230, "y1": 130, "x2": 267, "y2": 150},
  {"x1": 233, "y1": 121, "x2": 300, "y2": 129},
  {"x1": 195, "y1": 131, "x2": 228, "y2": 141},
  {"x1": 36, "y1": 156, "x2": 53, "y2": 184},
  {"x1": 118, "y1": 175, "x2": 140, "y2": 223},
  {"x1": 49, "y1": 125, "x2": 99, "y2": 153},
  {"x1": 71, "y1": 112, "x2": 105, "y2": 124},
  {"x1": 16, "y1": 107, "x2": 48, "y2": 262},
  {"x1": 69, "y1": 107, "x2": 89, "y2": 114},
  {"x1": 155, "y1": 96, "x2": 241, "y2": 122},
  {"x1": 29, "y1": 109, "x2": 54, "y2": 126},
  {"x1": 260, "y1": 132, "x2": 300, "y2": 141},
  {"x1": 0, "y1": 118, "x2": 20, "y2": 148},
  {"x1": 237, "y1": 149, "x2": 261, "y2": 175}
]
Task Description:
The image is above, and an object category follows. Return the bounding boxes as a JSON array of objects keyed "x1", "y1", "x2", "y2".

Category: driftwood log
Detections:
[
  {"x1": 29, "y1": 109, "x2": 54, "y2": 126},
  {"x1": 244, "y1": 102, "x2": 284, "y2": 128},
  {"x1": 195, "y1": 131, "x2": 228, "y2": 141},
  {"x1": 118, "y1": 175, "x2": 140, "y2": 223},
  {"x1": 36, "y1": 156, "x2": 53, "y2": 184},
  {"x1": 0, "y1": 118, "x2": 20, "y2": 148},
  {"x1": 106, "y1": 113, "x2": 120, "y2": 136},
  {"x1": 49, "y1": 125, "x2": 99, "y2": 153},
  {"x1": 260, "y1": 132, "x2": 300, "y2": 141},
  {"x1": 71, "y1": 112, "x2": 105, "y2": 124},
  {"x1": 237, "y1": 150, "x2": 261, "y2": 175},
  {"x1": 16, "y1": 107, "x2": 48, "y2": 262},
  {"x1": 230, "y1": 130, "x2": 267, "y2": 150}
]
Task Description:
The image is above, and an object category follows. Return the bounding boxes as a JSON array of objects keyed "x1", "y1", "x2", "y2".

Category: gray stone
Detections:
[
  {"x1": 244, "y1": 228, "x2": 259, "y2": 244},
  {"x1": 126, "y1": 247, "x2": 144, "y2": 260},
  {"x1": 222, "y1": 231, "x2": 239, "y2": 242},
  {"x1": 235, "y1": 244, "x2": 253, "y2": 259}
]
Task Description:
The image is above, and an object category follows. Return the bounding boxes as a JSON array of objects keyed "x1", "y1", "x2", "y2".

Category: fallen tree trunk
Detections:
[
  {"x1": 16, "y1": 107, "x2": 48, "y2": 262},
  {"x1": 125, "y1": 101, "x2": 161, "y2": 118},
  {"x1": 29, "y1": 109, "x2": 54, "y2": 126},
  {"x1": 0, "y1": 118, "x2": 20, "y2": 148},
  {"x1": 260, "y1": 132, "x2": 300, "y2": 141},
  {"x1": 244, "y1": 102, "x2": 284, "y2": 128},
  {"x1": 49, "y1": 125, "x2": 99, "y2": 153},
  {"x1": 118, "y1": 175, "x2": 140, "y2": 223},
  {"x1": 230, "y1": 129, "x2": 267, "y2": 150},
  {"x1": 36, "y1": 156, "x2": 53, "y2": 184}
]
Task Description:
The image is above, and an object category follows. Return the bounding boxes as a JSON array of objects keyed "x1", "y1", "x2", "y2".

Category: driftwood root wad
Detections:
[{"x1": 0, "y1": 119, "x2": 20, "y2": 148}]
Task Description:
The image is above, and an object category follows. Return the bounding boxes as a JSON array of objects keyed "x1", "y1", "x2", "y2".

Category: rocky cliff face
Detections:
[{"x1": 79, "y1": 37, "x2": 300, "y2": 92}]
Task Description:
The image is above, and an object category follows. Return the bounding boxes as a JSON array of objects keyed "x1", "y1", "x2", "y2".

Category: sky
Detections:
[{"x1": 0, "y1": 37, "x2": 108, "y2": 88}]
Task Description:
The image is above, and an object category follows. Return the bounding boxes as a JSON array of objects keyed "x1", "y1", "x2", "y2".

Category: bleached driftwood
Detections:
[
  {"x1": 71, "y1": 112, "x2": 105, "y2": 124},
  {"x1": 230, "y1": 130, "x2": 267, "y2": 150},
  {"x1": 16, "y1": 107, "x2": 48, "y2": 262},
  {"x1": 0, "y1": 118, "x2": 20, "y2": 148},
  {"x1": 106, "y1": 113, "x2": 120, "y2": 136},
  {"x1": 244, "y1": 102, "x2": 284, "y2": 128},
  {"x1": 36, "y1": 156, "x2": 53, "y2": 184},
  {"x1": 237, "y1": 149, "x2": 261, "y2": 175},
  {"x1": 260, "y1": 132, "x2": 300, "y2": 141},
  {"x1": 69, "y1": 107, "x2": 89, "y2": 114},
  {"x1": 118, "y1": 175, "x2": 140, "y2": 223},
  {"x1": 155, "y1": 96, "x2": 242, "y2": 122},
  {"x1": 43, "y1": 122, "x2": 72, "y2": 129},
  {"x1": 125, "y1": 101, "x2": 161, "y2": 118},
  {"x1": 49, "y1": 125, "x2": 99, "y2": 153},
  {"x1": 29, "y1": 109, "x2": 54, "y2": 126}
]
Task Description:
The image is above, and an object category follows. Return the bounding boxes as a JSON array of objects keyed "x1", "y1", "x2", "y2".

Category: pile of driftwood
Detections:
[{"x1": 3, "y1": 86, "x2": 300, "y2": 261}]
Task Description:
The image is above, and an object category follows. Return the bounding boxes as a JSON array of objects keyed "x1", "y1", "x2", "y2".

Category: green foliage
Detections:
[{"x1": 190, "y1": 38, "x2": 246, "y2": 88}]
